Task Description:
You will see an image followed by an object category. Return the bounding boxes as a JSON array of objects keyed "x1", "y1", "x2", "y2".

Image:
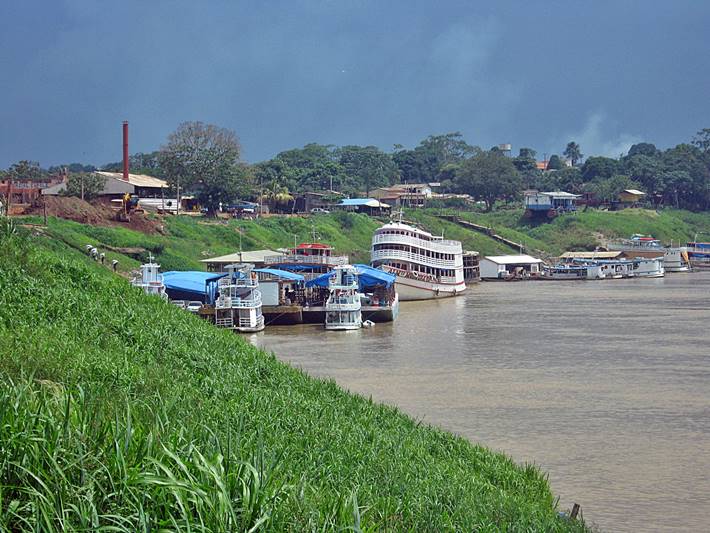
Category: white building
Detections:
[{"x1": 480, "y1": 255, "x2": 544, "y2": 280}]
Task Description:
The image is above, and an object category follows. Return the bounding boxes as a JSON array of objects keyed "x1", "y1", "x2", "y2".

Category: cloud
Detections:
[{"x1": 561, "y1": 112, "x2": 642, "y2": 159}]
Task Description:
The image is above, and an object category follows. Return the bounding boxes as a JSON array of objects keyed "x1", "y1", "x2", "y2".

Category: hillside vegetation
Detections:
[
  {"x1": 20, "y1": 208, "x2": 516, "y2": 272},
  {"x1": 0, "y1": 221, "x2": 585, "y2": 531},
  {"x1": 19, "y1": 211, "x2": 384, "y2": 272}
]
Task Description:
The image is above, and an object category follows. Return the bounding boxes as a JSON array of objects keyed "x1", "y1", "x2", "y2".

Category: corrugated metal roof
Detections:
[
  {"x1": 560, "y1": 251, "x2": 623, "y2": 259},
  {"x1": 622, "y1": 189, "x2": 646, "y2": 195},
  {"x1": 96, "y1": 171, "x2": 168, "y2": 189},
  {"x1": 483, "y1": 255, "x2": 544, "y2": 264},
  {"x1": 200, "y1": 249, "x2": 279, "y2": 264}
]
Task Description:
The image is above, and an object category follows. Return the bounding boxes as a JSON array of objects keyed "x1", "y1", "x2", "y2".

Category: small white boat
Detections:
[
  {"x1": 325, "y1": 265, "x2": 362, "y2": 330},
  {"x1": 131, "y1": 254, "x2": 168, "y2": 299},
  {"x1": 215, "y1": 263, "x2": 265, "y2": 332}
]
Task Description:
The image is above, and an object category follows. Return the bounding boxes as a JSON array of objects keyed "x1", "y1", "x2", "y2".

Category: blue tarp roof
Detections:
[
  {"x1": 305, "y1": 264, "x2": 395, "y2": 290},
  {"x1": 254, "y1": 268, "x2": 305, "y2": 281},
  {"x1": 163, "y1": 271, "x2": 226, "y2": 295},
  {"x1": 339, "y1": 198, "x2": 388, "y2": 207}
]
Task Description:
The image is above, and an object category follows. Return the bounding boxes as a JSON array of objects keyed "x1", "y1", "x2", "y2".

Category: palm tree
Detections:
[{"x1": 563, "y1": 142, "x2": 583, "y2": 166}]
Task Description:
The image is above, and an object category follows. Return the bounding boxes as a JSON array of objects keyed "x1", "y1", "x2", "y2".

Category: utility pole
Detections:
[{"x1": 177, "y1": 177, "x2": 181, "y2": 215}]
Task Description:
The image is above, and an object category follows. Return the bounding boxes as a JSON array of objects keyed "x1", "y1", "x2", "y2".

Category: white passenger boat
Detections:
[
  {"x1": 131, "y1": 254, "x2": 168, "y2": 299},
  {"x1": 214, "y1": 264, "x2": 265, "y2": 332},
  {"x1": 371, "y1": 221, "x2": 466, "y2": 300},
  {"x1": 325, "y1": 265, "x2": 362, "y2": 330}
]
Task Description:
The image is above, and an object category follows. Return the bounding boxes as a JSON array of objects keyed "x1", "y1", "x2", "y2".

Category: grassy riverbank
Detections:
[
  {"x1": 18, "y1": 211, "x2": 384, "y2": 272},
  {"x1": 0, "y1": 221, "x2": 585, "y2": 531}
]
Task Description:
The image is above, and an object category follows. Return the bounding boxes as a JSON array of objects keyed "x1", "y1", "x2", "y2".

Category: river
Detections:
[{"x1": 250, "y1": 271, "x2": 710, "y2": 532}]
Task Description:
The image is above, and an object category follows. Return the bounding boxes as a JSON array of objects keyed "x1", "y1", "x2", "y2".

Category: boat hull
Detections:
[
  {"x1": 325, "y1": 323, "x2": 362, "y2": 330},
  {"x1": 395, "y1": 278, "x2": 467, "y2": 301}
]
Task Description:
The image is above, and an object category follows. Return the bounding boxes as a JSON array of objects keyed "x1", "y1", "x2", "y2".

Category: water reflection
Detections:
[{"x1": 251, "y1": 272, "x2": 710, "y2": 531}]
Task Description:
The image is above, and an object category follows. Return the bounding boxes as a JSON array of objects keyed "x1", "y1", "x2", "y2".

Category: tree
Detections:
[
  {"x1": 454, "y1": 151, "x2": 521, "y2": 211},
  {"x1": 563, "y1": 141, "x2": 583, "y2": 166},
  {"x1": 547, "y1": 155, "x2": 564, "y2": 170},
  {"x1": 63, "y1": 172, "x2": 107, "y2": 200},
  {"x1": 692, "y1": 128, "x2": 710, "y2": 154},
  {"x1": 627, "y1": 142, "x2": 658, "y2": 158},
  {"x1": 538, "y1": 167, "x2": 584, "y2": 193},
  {"x1": 8, "y1": 160, "x2": 44, "y2": 181},
  {"x1": 588, "y1": 175, "x2": 641, "y2": 203},
  {"x1": 518, "y1": 147, "x2": 537, "y2": 160},
  {"x1": 159, "y1": 121, "x2": 243, "y2": 216},
  {"x1": 336, "y1": 145, "x2": 399, "y2": 195},
  {"x1": 622, "y1": 155, "x2": 663, "y2": 194},
  {"x1": 581, "y1": 156, "x2": 620, "y2": 181},
  {"x1": 393, "y1": 133, "x2": 477, "y2": 183}
]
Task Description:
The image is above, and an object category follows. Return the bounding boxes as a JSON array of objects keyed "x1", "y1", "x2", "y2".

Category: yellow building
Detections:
[{"x1": 618, "y1": 189, "x2": 646, "y2": 204}]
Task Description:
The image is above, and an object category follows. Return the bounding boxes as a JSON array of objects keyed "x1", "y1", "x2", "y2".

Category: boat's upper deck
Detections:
[{"x1": 373, "y1": 222, "x2": 463, "y2": 253}]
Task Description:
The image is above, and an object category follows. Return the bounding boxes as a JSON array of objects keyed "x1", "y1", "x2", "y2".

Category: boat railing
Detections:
[
  {"x1": 372, "y1": 232, "x2": 461, "y2": 252},
  {"x1": 215, "y1": 293, "x2": 262, "y2": 309},
  {"x1": 238, "y1": 315, "x2": 264, "y2": 329},
  {"x1": 264, "y1": 254, "x2": 349, "y2": 266},
  {"x1": 218, "y1": 276, "x2": 258, "y2": 288},
  {"x1": 371, "y1": 248, "x2": 458, "y2": 269},
  {"x1": 325, "y1": 302, "x2": 361, "y2": 311}
]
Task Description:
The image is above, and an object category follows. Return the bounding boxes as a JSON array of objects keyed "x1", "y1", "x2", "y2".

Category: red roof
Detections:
[{"x1": 296, "y1": 243, "x2": 332, "y2": 249}]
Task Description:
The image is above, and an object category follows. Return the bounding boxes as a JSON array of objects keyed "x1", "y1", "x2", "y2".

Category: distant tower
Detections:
[{"x1": 498, "y1": 143, "x2": 512, "y2": 157}]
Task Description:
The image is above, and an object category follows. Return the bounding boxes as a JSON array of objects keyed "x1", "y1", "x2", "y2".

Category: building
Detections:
[
  {"x1": 43, "y1": 171, "x2": 168, "y2": 201},
  {"x1": 201, "y1": 249, "x2": 279, "y2": 272},
  {"x1": 1, "y1": 174, "x2": 65, "y2": 211},
  {"x1": 479, "y1": 255, "x2": 544, "y2": 280},
  {"x1": 524, "y1": 191, "x2": 579, "y2": 218},
  {"x1": 618, "y1": 189, "x2": 646, "y2": 206},
  {"x1": 370, "y1": 183, "x2": 438, "y2": 208},
  {"x1": 337, "y1": 198, "x2": 391, "y2": 215}
]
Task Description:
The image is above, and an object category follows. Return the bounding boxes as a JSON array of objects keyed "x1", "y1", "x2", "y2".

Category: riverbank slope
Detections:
[
  {"x1": 411, "y1": 207, "x2": 710, "y2": 257},
  {"x1": 0, "y1": 221, "x2": 585, "y2": 531}
]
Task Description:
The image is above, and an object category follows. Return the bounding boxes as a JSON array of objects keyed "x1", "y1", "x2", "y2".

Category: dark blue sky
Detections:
[{"x1": 1, "y1": 0, "x2": 709, "y2": 168}]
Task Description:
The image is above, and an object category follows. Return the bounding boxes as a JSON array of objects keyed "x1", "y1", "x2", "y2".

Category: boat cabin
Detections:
[{"x1": 264, "y1": 243, "x2": 349, "y2": 276}]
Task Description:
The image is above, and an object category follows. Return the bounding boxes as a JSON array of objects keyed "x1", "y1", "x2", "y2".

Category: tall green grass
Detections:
[
  {"x1": 18, "y1": 212, "x2": 383, "y2": 272},
  {"x1": 0, "y1": 221, "x2": 586, "y2": 531}
]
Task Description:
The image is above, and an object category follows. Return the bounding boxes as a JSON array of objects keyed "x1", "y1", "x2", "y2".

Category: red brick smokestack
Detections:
[{"x1": 122, "y1": 121, "x2": 129, "y2": 181}]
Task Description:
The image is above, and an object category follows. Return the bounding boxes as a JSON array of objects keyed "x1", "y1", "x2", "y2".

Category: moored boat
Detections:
[
  {"x1": 214, "y1": 263, "x2": 265, "y2": 332},
  {"x1": 131, "y1": 254, "x2": 168, "y2": 299},
  {"x1": 542, "y1": 264, "x2": 605, "y2": 280},
  {"x1": 324, "y1": 265, "x2": 362, "y2": 330},
  {"x1": 686, "y1": 242, "x2": 710, "y2": 268},
  {"x1": 371, "y1": 221, "x2": 466, "y2": 300}
]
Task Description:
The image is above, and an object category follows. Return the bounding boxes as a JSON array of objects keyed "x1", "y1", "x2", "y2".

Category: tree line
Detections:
[{"x1": 3, "y1": 124, "x2": 710, "y2": 213}]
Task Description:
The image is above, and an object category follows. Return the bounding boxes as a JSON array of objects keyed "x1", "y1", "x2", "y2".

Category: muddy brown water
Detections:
[{"x1": 250, "y1": 271, "x2": 710, "y2": 532}]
